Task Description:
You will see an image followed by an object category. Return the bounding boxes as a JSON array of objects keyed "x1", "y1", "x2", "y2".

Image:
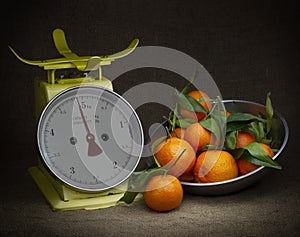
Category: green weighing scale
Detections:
[{"x1": 10, "y1": 29, "x2": 144, "y2": 211}]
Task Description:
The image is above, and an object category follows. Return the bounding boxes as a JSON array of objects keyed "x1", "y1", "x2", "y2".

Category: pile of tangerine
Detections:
[
  {"x1": 154, "y1": 90, "x2": 274, "y2": 183},
  {"x1": 143, "y1": 90, "x2": 275, "y2": 212}
]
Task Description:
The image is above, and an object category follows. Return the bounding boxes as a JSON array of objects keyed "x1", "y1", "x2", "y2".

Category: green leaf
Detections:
[
  {"x1": 210, "y1": 101, "x2": 227, "y2": 145},
  {"x1": 266, "y1": 92, "x2": 273, "y2": 134},
  {"x1": 186, "y1": 95, "x2": 208, "y2": 113},
  {"x1": 176, "y1": 118, "x2": 197, "y2": 128},
  {"x1": 250, "y1": 122, "x2": 260, "y2": 140},
  {"x1": 200, "y1": 118, "x2": 220, "y2": 141},
  {"x1": 243, "y1": 142, "x2": 269, "y2": 160},
  {"x1": 174, "y1": 90, "x2": 192, "y2": 111},
  {"x1": 269, "y1": 117, "x2": 284, "y2": 149},
  {"x1": 174, "y1": 90, "x2": 207, "y2": 113},
  {"x1": 241, "y1": 151, "x2": 281, "y2": 170},
  {"x1": 242, "y1": 142, "x2": 282, "y2": 169},
  {"x1": 226, "y1": 121, "x2": 250, "y2": 133},
  {"x1": 229, "y1": 148, "x2": 245, "y2": 159},
  {"x1": 181, "y1": 70, "x2": 198, "y2": 94},
  {"x1": 240, "y1": 125, "x2": 255, "y2": 134},
  {"x1": 171, "y1": 104, "x2": 178, "y2": 131},
  {"x1": 258, "y1": 122, "x2": 265, "y2": 140},
  {"x1": 266, "y1": 92, "x2": 273, "y2": 119},
  {"x1": 227, "y1": 112, "x2": 266, "y2": 123},
  {"x1": 200, "y1": 97, "x2": 227, "y2": 145},
  {"x1": 251, "y1": 121, "x2": 266, "y2": 142},
  {"x1": 225, "y1": 131, "x2": 238, "y2": 150},
  {"x1": 119, "y1": 191, "x2": 140, "y2": 204},
  {"x1": 261, "y1": 138, "x2": 272, "y2": 145}
]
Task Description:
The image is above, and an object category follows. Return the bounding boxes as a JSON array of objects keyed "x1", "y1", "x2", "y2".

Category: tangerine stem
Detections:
[
  {"x1": 153, "y1": 155, "x2": 161, "y2": 168},
  {"x1": 165, "y1": 126, "x2": 172, "y2": 138}
]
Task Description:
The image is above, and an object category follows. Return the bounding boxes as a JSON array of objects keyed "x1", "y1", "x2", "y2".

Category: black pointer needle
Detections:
[{"x1": 76, "y1": 98, "x2": 102, "y2": 156}]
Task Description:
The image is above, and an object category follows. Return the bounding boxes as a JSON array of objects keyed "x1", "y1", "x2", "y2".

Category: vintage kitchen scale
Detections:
[{"x1": 10, "y1": 28, "x2": 144, "y2": 211}]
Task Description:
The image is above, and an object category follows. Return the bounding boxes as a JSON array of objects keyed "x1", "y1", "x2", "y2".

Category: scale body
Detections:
[
  {"x1": 10, "y1": 29, "x2": 143, "y2": 210},
  {"x1": 34, "y1": 75, "x2": 113, "y2": 118}
]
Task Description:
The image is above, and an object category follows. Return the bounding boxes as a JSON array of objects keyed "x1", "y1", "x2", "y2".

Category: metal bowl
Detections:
[{"x1": 142, "y1": 100, "x2": 289, "y2": 195}]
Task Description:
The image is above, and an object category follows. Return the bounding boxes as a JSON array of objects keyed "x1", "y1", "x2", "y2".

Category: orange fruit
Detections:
[
  {"x1": 184, "y1": 122, "x2": 212, "y2": 152},
  {"x1": 236, "y1": 132, "x2": 255, "y2": 148},
  {"x1": 144, "y1": 174, "x2": 183, "y2": 212},
  {"x1": 180, "y1": 90, "x2": 211, "y2": 121},
  {"x1": 237, "y1": 143, "x2": 274, "y2": 175},
  {"x1": 260, "y1": 143, "x2": 274, "y2": 158},
  {"x1": 178, "y1": 171, "x2": 194, "y2": 182},
  {"x1": 154, "y1": 137, "x2": 196, "y2": 177},
  {"x1": 236, "y1": 159, "x2": 258, "y2": 176},
  {"x1": 220, "y1": 111, "x2": 231, "y2": 117},
  {"x1": 193, "y1": 150, "x2": 238, "y2": 183},
  {"x1": 225, "y1": 111, "x2": 231, "y2": 117},
  {"x1": 170, "y1": 128, "x2": 185, "y2": 139}
]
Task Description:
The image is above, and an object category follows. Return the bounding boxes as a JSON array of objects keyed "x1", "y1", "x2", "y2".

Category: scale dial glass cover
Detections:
[{"x1": 37, "y1": 85, "x2": 144, "y2": 192}]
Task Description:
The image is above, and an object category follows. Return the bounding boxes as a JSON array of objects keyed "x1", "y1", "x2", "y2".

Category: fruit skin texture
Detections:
[
  {"x1": 178, "y1": 171, "x2": 194, "y2": 182},
  {"x1": 180, "y1": 90, "x2": 211, "y2": 121},
  {"x1": 237, "y1": 143, "x2": 274, "y2": 175},
  {"x1": 144, "y1": 175, "x2": 183, "y2": 212},
  {"x1": 170, "y1": 128, "x2": 185, "y2": 139},
  {"x1": 236, "y1": 132, "x2": 255, "y2": 148},
  {"x1": 237, "y1": 159, "x2": 259, "y2": 176},
  {"x1": 260, "y1": 143, "x2": 274, "y2": 158},
  {"x1": 184, "y1": 122, "x2": 212, "y2": 152},
  {"x1": 154, "y1": 137, "x2": 196, "y2": 177},
  {"x1": 193, "y1": 150, "x2": 238, "y2": 183}
]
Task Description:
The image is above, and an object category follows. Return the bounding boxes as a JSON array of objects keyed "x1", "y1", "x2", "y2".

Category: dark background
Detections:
[{"x1": 0, "y1": 0, "x2": 299, "y2": 236}]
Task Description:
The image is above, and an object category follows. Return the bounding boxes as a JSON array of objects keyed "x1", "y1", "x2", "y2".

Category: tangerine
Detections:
[
  {"x1": 144, "y1": 174, "x2": 183, "y2": 212},
  {"x1": 236, "y1": 159, "x2": 258, "y2": 176},
  {"x1": 193, "y1": 150, "x2": 238, "y2": 183},
  {"x1": 184, "y1": 122, "x2": 212, "y2": 152},
  {"x1": 236, "y1": 132, "x2": 255, "y2": 148},
  {"x1": 178, "y1": 171, "x2": 194, "y2": 182},
  {"x1": 224, "y1": 111, "x2": 231, "y2": 117},
  {"x1": 260, "y1": 143, "x2": 274, "y2": 158},
  {"x1": 237, "y1": 143, "x2": 274, "y2": 175},
  {"x1": 154, "y1": 137, "x2": 196, "y2": 177},
  {"x1": 180, "y1": 90, "x2": 211, "y2": 121}
]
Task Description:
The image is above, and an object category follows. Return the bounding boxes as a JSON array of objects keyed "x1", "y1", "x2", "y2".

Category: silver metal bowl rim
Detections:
[{"x1": 180, "y1": 99, "x2": 289, "y2": 187}]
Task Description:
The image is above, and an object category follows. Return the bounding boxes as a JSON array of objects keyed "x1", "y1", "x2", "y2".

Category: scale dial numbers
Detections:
[{"x1": 37, "y1": 86, "x2": 144, "y2": 192}]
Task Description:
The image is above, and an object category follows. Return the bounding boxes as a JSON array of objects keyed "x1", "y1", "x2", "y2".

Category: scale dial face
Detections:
[{"x1": 37, "y1": 85, "x2": 144, "y2": 192}]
